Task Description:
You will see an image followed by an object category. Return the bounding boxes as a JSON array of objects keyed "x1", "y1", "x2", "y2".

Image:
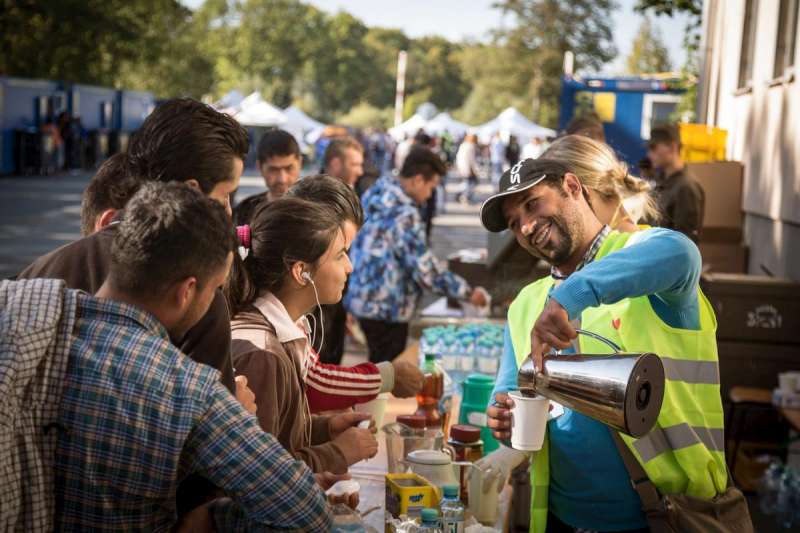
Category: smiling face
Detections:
[{"x1": 501, "y1": 175, "x2": 586, "y2": 268}]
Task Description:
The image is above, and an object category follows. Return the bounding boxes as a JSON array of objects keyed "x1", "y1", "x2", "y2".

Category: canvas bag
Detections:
[{"x1": 610, "y1": 430, "x2": 754, "y2": 533}]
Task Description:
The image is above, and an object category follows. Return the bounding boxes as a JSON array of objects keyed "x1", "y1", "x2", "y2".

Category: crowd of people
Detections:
[{"x1": 1, "y1": 96, "x2": 727, "y2": 532}]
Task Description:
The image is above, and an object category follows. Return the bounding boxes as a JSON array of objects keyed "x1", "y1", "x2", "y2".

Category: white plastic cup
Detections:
[
  {"x1": 508, "y1": 390, "x2": 549, "y2": 452},
  {"x1": 354, "y1": 392, "x2": 389, "y2": 429}
]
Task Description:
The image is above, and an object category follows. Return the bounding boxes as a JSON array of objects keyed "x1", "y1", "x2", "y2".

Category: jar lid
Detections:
[
  {"x1": 396, "y1": 414, "x2": 427, "y2": 429},
  {"x1": 449, "y1": 424, "x2": 481, "y2": 443},
  {"x1": 421, "y1": 508, "x2": 439, "y2": 522},
  {"x1": 407, "y1": 449, "x2": 451, "y2": 465}
]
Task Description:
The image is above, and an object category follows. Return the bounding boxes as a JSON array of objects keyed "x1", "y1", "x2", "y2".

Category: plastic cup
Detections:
[
  {"x1": 354, "y1": 392, "x2": 389, "y2": 429},
  {"x1": 508, "y1": 391, "x2": 549, "y2": 452}
]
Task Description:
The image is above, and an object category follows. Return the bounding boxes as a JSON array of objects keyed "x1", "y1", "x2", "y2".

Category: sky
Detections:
[{"x1": 181, "y1": 0, "x2": 690, "y2": 75}]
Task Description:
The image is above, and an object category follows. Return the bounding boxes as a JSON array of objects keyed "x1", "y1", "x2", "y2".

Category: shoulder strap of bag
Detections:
[{"x1": 609, "y1": 429, "x2": 663, "y2": 512}]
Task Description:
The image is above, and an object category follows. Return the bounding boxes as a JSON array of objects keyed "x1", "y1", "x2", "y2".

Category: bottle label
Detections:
[
  {"x1": 443, "y1": 519, "x2": 464, "y2": 533},
  {"x1": 467, "y1": 412, "x2": 488, "y2": 427}
]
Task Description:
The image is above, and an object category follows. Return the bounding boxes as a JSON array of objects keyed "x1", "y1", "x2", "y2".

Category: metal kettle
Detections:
[{"x1": 517, "y1": 329, "x2": 664, "y2": 438}]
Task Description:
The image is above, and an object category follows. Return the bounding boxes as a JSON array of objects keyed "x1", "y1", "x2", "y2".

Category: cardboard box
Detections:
[
  {"x1": 701, "y1": 273, "x2": 800, "y2": 344},
  {"x1": 698, "y1": 242, "x2": 748, "y2": 274},
  {"x1": 718, "y1": 341, "x2": 800, "y2": 400},
  {"x1": 687, "y1": 161, "x2": 744, "y2": 230}
]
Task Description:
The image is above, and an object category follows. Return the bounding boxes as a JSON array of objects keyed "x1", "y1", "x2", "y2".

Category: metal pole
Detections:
[{"x1": 394, "y1": 50, "x2": 407, "y2": 128}]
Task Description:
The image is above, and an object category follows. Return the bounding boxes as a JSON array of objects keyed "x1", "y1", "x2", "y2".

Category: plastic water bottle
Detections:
[
  {"x1": 776, "y1": 469, "x2": 799, "y2": 529},
  {"x1": 418, "y1": 508, "x2": 442, "y2": 533},
  {"x1": 759, "y1": 460, "x2": 784, "y2": 515},
  {"x1": 439, "y1": 484, "x2": 465, "y2": 533}
]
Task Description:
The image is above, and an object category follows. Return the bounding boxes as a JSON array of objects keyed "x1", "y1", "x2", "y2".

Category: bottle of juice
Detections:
[{"x1": 416, "y1": 353, "x2": 444, "y2": 429}]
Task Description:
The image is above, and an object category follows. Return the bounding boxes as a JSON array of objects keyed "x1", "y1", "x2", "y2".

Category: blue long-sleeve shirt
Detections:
[{"x1": 492, "y1": 228, "x2": 702, "y2": 531}]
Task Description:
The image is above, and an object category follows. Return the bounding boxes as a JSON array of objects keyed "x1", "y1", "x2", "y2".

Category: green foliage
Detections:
[
  {"x1": 0, "y1": 0, "x2": 189, "y2": 88},
  {"x1": 635, "y1": 0, "x2": 702, "y2": 121},
  {"x1": 1, "y1": 0, "x2": 624, "y2": 125},
  {"x1": 491, "y1": 0, "x2": 618, "y2": 128},
  {"x1": 626, "y1": 17, "x2": 672, "y2": 74},
  {"x1": 337, "y1": 102, "x2": 393, "y2": 129}
]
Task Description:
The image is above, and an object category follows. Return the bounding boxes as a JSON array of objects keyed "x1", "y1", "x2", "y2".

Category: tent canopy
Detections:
[
  {"x1": 425, "y1": 112, "x2": 469, "y2": 137},
  {"x1": 388, "y1": 113, "x2": 428, "y2": 141},
  {"x1": 284, "y1": 106, "x2": 325, "y2": 131},
  {"x1": 232, "y1": 92, "x2": 287, "y2": 127},
  {"x1": 473, "y1": 107, "x2": 555, "y2": 143}
]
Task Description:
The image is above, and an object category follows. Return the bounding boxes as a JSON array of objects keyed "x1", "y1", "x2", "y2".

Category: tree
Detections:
[
  {"x1": 492, "y1": 0, "x2": 618, "y2": 128},
  {"x1": 362, "y1": 28, "x2": 411, "y2": 108},
  {"x1": 405, "y1": 37, "x2": 468, "y2": 112},
  {"x1": 305, "y1": 11, "x2": 376, "y2": 120},
  {"x1": 337, "y1": 102, "x2": 393, "y2": 129},
  {"x1": 0, "y1": 0, "x2": 189, "y2": 87},
  {"x1": 635, "y1": 0, "x2": 702, "y2": 120},
  {"x1": 626, "y1": 17, "x2": 672, "y2": 74}
]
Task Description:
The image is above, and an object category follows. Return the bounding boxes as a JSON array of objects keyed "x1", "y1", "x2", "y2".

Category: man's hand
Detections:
[
  {"x1": 530, "y1": 298, "x2": 576, "y2": 371},
  {"x1": 486, "y1": 392, "x2": 514, "y2": 441},
  {"x1": 332, "y1": 426, "x2": 379, "y2": 465},
  {"x1": 391, "y1": 360, "x2": 423, "y2": 397},
  {"x1": 315, "y1": 473, "x2": 360, "y2": 510},
  {"x1": 469, "y1": 286, "x2": 489, "y2": 307},
  {"x1": 235, "y1": 375, "x2": 257, "y2": 415},
  {"x1": 315, "y1": 471, "x2": 351, "y2": 491},
  {"x1": 329, "y1": 412, "x2": 373, "y2": 439}
]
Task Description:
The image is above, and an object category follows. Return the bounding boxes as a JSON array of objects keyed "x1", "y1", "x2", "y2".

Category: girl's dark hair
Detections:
[
  {"x1": 226, "y1": 197, "x2": 341, "y2": 314},
  {"x1": 288, "y1": 174, "x2": 364, "y2": 227}
]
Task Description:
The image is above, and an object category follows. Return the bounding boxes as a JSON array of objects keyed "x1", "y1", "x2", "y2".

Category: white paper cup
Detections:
[
  {"x1": 354, "y1": 392, "x2": 389, "y2": 429},
  {"x1": 508, "y1": 391, "x2": 549, "y2": 452}
]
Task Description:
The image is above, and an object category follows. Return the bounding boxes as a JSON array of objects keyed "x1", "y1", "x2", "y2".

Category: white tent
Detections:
[
  {"x1": 425, "y1": 112, "x2": 469, "y2": 137},
  {"x1": 232, "y1": 92, "x2": 288, "y2": 127},
  {"x1": 283, "y1": 106, "x2": 326, "y2": 146},
  {"x1": 284, "y1": 106, "x2": 325, "y2": 131},
  {"x1": 473, "y1": 107, "x2": 555, "y2": 143},
  {"x1": 214, "y1": 90, "x2": 245, "y2": 114},
  {"x1": 388, "y1": 113, "x2": 428, "y2": 141}
]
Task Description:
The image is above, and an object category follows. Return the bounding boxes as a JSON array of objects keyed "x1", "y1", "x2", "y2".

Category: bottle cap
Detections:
[
  {"x1": 396, "y1": 414, "x2": 427, "y2": 429},
  {"x1": 424, "y1": 352, "x2": 436, "y2": 361},
  {"x1": 421, "y1": 508, "x2": 439, "y2": 523},
  {"x1": 443, "y1": 484, "x2": 459, "y2": 498},
  {"x1": 449, "y1": 424, "x2": 481, "y2": 443}
]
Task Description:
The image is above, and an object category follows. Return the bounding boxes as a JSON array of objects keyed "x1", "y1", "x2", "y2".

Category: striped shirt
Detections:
[{"x1": 55, "y1": 291, "x2": 331, "y2": 532}]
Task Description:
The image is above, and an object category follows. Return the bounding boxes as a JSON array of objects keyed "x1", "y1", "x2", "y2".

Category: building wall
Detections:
[{"x1": 699, "y1": 0, "x2": 800, "y2": 280}]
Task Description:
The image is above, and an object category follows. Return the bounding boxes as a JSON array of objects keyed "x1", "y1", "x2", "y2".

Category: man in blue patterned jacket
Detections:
[{"x1": 345, "y1": 146, "x2": 487, "y2": 363}]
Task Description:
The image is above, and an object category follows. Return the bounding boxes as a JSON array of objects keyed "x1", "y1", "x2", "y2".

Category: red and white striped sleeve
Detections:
[{"x1": 305, "y1": 352, "x2": 395, "y2": 413}]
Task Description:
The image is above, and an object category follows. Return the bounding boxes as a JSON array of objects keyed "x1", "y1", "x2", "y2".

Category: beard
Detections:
[{"x1": 523, "y1": 208, "x2": 584, "y2": 268}]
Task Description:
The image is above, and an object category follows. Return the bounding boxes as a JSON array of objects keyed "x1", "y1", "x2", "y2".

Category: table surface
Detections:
[{"x1": 351, "y1": 340, "x2": 508, "y2": 532}]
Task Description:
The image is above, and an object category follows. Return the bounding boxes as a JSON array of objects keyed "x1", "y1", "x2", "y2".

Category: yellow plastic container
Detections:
[
  {"x1": 385, "y1": 473, "x2": 437, "y2": 523},
  {"x1": 679, "y1": 123, "x2": 727, "y2": 162}
]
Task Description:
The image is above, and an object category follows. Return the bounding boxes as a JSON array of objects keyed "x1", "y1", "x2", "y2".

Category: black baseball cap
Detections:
[{"x1": 479, "y1": 158, "x2": 569, "y2": 232}]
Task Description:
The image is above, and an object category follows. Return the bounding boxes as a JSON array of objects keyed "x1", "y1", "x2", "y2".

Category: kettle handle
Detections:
[{"x1": 553, "y1": 328, "x2": 621, "y2": 355}]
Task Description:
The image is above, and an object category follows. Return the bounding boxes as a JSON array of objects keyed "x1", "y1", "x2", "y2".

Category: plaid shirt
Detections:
[
  {"x1": 55, "y1": 292, "x2": 332, "y2": 532},
  {"x1": 345, "y1": 175, "x2": 471, "y2": 322}
]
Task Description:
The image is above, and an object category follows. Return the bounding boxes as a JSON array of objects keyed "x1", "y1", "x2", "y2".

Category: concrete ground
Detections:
[{"x1": 0, "y1": 169, "x2": 492, "y2": 281}]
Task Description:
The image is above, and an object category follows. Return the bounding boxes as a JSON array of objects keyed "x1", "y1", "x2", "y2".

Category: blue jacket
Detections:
[{"x1": 345, "y1": 176, "x2": 470, "y2": 322}]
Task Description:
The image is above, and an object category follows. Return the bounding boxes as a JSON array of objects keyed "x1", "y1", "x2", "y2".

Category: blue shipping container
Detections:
[
  {"x1": 117, "y1": 90, "x2": 155, "y2": 132},
  {"x1": 68, "y1": 84, "x2": 118, "y2": 130},
  {"x1": 559, "y1": 76, "x2": 687, "y2": 168},
  {"x1": 0, "y1": 76, "x2": 64, "y2": 174}
]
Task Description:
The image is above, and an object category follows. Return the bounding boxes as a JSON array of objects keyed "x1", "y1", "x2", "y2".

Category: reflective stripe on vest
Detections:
[{"x1": 508, "y1": 230, "x2": 728, "y2": 532}]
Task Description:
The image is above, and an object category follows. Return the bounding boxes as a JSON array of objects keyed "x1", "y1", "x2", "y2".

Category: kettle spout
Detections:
[{"x1": 517, "y1": 354, "x2": 537, "y2": 397}]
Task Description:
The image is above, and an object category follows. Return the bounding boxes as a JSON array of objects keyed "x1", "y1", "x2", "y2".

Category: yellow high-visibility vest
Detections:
[{"x1": 507, "y1": 230, "x2": 727, "y2": 533}]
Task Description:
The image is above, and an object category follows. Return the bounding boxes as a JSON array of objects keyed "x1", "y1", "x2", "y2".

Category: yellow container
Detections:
[
  {"x1": 679, "y1": 123, "x2": 727, "y2": 162},
  {"x1": 385, "y1": 473, "x2": 437, "y2": 522}
]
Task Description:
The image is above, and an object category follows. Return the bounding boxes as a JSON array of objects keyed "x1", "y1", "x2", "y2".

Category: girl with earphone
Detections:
[{"x1": 226, "y1": 197, "x2": 378, "y2": 474}]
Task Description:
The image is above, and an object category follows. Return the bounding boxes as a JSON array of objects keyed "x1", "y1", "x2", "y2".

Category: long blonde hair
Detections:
[{"x1": 541, "y1": 135, "x2": 659, "y2": 224}]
